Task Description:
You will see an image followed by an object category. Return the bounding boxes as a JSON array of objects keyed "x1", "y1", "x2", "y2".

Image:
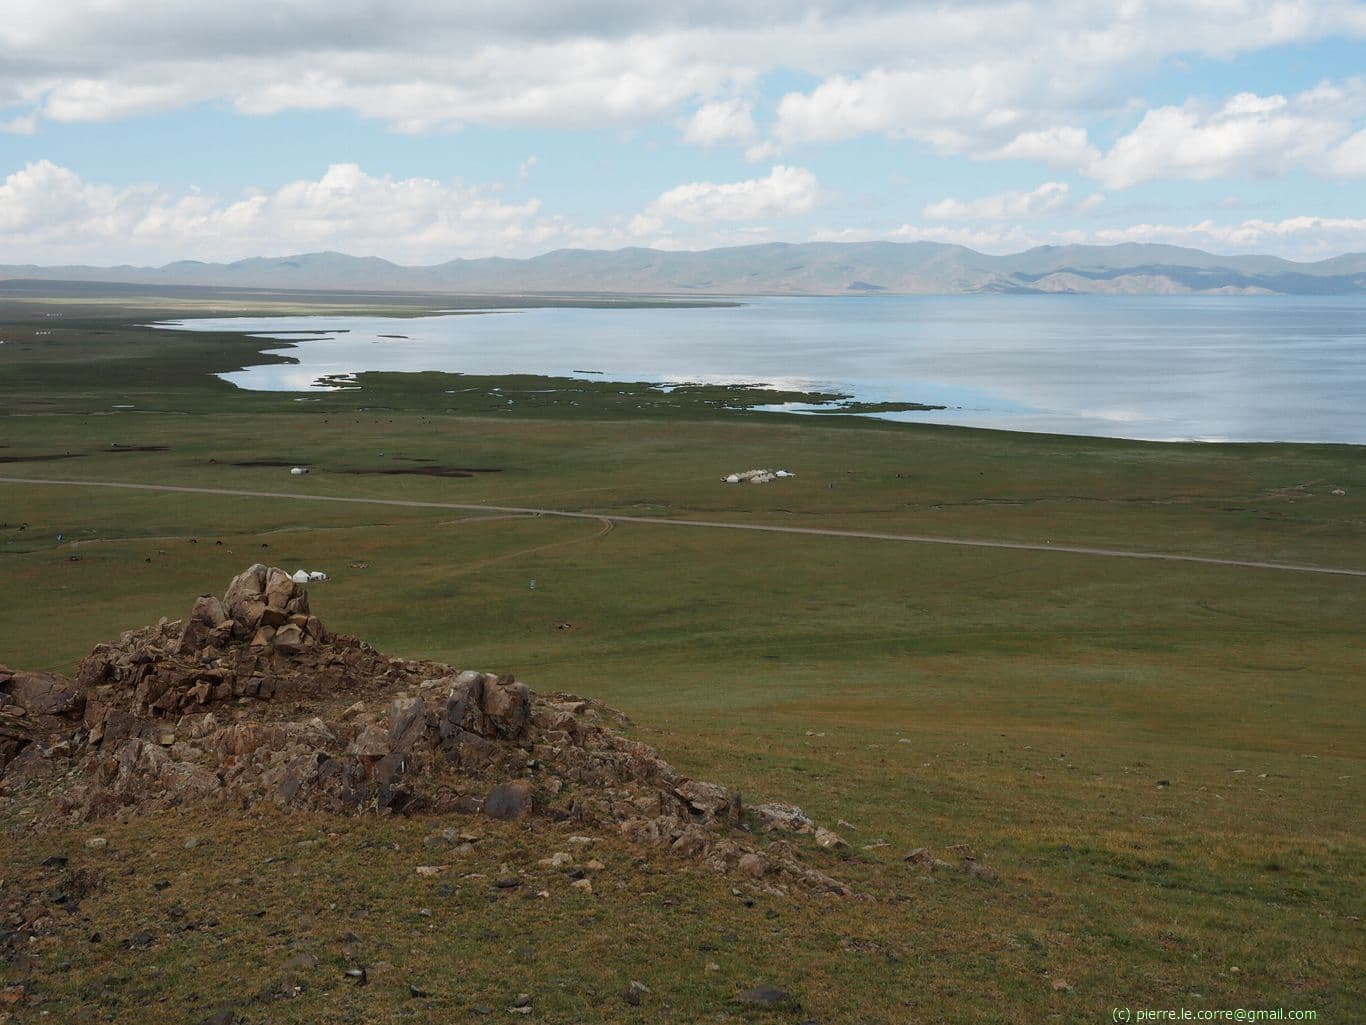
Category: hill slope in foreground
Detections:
[
  {"x1": 1, "y1": 564, "x2": 887, "y2": 892},
  {"x1": 5, "y1": 240, "x2": 1366, "y2": 295},
  {"x1": 1, "y1": 564, "x2": 1006, "y2": 1019}
]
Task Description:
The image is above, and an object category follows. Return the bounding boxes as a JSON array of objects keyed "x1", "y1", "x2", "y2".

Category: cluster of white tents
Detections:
[
  {"x1": 722, "y1": 468, "x2": 794, "y2": 484},
  {"x1": 290, "y1": 569, "x2": 329, "y2": 584}
]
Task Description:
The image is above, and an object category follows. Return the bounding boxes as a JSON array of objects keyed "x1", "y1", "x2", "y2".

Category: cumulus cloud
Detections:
[
  {"x1": 770, "y1": 66, "x2": 1034, "y2": 154},
  {"x1": 636, "y1": 166, "x2": 822, "y2": 230},
  {"x1": 923, "y1": 182, "x2": 1102, "y2": 221},
  {"x1": 3, "y1": 158, "x2": 1361, "y2": 266},
  {"x1": 0, "y1": 160, "x2": 826, "y2": 264},
  {"x1": 965, "y1": 81, "x2": 1366, "y2": 187},
  {"x1": 756, "y1": 3, "x2": 1366, "y2": 157},
  {"x1": 0, "y1": 161, "x2": 564, "y2": 264},
  {"x1": 1088, "y1": 82, "x2": 1366, "y2": 188},
  {"x1": 3, "y1": 0, "x2": 1364, "y2": 151},
  {"x1": 988, "y1": 126, "x2": 1100, "y2": 169},
  {"x1": 682, "y1": 99, "x2": 756, "y2": 146}
]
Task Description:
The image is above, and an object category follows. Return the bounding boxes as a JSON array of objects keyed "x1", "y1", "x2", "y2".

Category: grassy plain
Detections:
[{"x1": 0, "y1": 285, "x2": 1363, "y2": 1023}]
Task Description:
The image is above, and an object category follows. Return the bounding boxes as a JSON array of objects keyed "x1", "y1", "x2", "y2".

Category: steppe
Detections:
[{"x1": 1, "y1": 284, "x2": 1362, "y2": 1023}]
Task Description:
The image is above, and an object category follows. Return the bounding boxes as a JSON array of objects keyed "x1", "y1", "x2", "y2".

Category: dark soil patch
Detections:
[
  {"x1": 342, "y1": 466, "x2": 503, "y2": 478},
  {"x1": 0, "y1": 453, "x2": 85, "y2": 464},
  {"x1": 107, "y1": 444, "x2": 170, "y2": 453}
]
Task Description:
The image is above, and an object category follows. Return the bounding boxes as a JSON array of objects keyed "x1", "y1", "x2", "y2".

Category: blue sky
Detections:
[{"x1": 2, "y1": 1, "x2": 1364, "y2": 265}]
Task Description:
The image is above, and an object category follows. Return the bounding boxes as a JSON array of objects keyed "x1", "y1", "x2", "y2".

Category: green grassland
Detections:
[{"x1": 1, "y1": 286, "x2": 1363, "y2": 1023}]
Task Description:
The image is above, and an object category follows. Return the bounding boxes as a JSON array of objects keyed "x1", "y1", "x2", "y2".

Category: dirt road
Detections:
[{"x1": 4, "y1": 475, "x2": 1363, "y2": 578}]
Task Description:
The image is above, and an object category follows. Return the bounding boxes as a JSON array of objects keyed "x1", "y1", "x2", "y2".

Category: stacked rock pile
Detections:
[
  {"x1": 74, "y1": 564, "x2": 419, "y2": 721},
  {"x1": 0, "y1": 567, "x2": 853, "y2": 894}
]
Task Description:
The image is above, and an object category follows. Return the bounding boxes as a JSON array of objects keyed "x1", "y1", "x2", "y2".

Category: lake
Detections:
[{"x1": 157, "y1": 295, "x2": 1366, "y2": 444}]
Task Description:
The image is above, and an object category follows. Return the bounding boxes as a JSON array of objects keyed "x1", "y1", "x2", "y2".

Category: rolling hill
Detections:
[{"x1": 4, "y1": 241, "x2": 1365, "y2": 295}]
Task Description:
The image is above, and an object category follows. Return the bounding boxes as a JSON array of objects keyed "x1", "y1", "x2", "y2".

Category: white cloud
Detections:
[
  {"x1": 4, "y1": 159, "x2": 1362, "y2": 267},
  {"x1": 886, "y1": 223, "x2": 1068, "y2": 253},
  {"x1": 923, "y1": 182, "x2": 1102, "y2": 221},
  {"x1": 769, "y1": 66, "x2": 1030, "y2": 154},
  {"x1": 0, "y1": 112, "x2": 36, "y2": 135},
  {"x1": 816, "y1": 214, "x2": 1366, "y2": 262},
  {"x1": 1088, "y1": 83, "x2": 1366, "y2": 188},
  {"x1": 640, "y1": 165, "x2": 822, "y2": 225},
  {"x1": 1324, "y1": 127, "x2": 1366, "y2": 177},
  {"x1": 756, "y1": 4, "x2": 1366, "y2": 157},
  {"x1": 0, "y1": 161, "x2": 565, "y2": 264},
  {"x1": 682, "y1": 98, "x2": 756, "y2": 146},
  {"x1": 1093, "y1": 215, "x2": 1366, "y2": 261},
  {"x1": 970, "y1": 81, "x2": 1366, "y2": 188},
  {"x1": 39, "y1": 77, "x2": 194, "y2": 123},
  {"x1": 988, "y1": 126, "x2": 1100, "y2": 169},
  {"x1": 743, "y1": 140, "x2": 781, "y2": 163},
  {"x1": 809, "y1": 222, "x2": 1070, "y2": 253},
  {"x1": 0, "y1": 160, "x2": 822, "y2": 264},
  {"x1": 2, "y1": 0, "x2": 1364, "y2": 146}
]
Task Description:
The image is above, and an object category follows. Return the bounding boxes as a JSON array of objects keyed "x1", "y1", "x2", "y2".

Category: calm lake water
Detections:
[{"x1": 158, "y1": 295, "x2": 1366, "y2": 444}]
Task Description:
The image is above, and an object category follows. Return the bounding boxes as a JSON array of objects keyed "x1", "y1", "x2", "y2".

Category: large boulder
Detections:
[
  {"x1": 0, "y1": 667, "x2": 85, "y2": 718},
  {"x1": 444, "y1": 671, "x2": 488, "y2": 735},
  {"x1": 264, "y1": 567, "x2": 296, "y2": 611},
  {"x1": 0, "y1": 709, "x2": 34, "y2": 770},
  {"x1": 177, "y1": 595, "x2": 230, "y2": 653},
  {"x1": 222, "y1": 564, "x2": 269, "y2": 623},
  {"x1": 387, "y1": 697, "x2": 428, "y2": 753},
  {"x1": 481, "y1": 676, "x2": 531, "y2": 740},
  {"x1": 750, "y1": 803, "x2": 815, "y2": 833},
  {"x1": 483, "y1": 779, "x2": 532, "y2": 820},
  {"x1": 676, "y1": 779, "x2": 731, "y2": 819}
]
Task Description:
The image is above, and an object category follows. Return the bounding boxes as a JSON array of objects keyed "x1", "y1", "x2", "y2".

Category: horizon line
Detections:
[{"x1": 5, "y1": 238, "x2": 1366, "y2": 273}]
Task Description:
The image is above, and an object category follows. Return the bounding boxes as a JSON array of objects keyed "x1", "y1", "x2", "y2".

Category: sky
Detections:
[{"x1": 2, "y1": 1, "x2": 1365, "y2": 266}]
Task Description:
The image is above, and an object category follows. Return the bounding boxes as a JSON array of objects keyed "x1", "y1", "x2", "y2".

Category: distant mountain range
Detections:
[{"x1": 4, "y1": 242, "x2": 1366, "y2": 296}]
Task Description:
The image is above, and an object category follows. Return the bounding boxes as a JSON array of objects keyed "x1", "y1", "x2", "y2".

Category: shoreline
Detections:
[{"x1": 155, "y1": 304, "x2": 1365, "y2": 448}]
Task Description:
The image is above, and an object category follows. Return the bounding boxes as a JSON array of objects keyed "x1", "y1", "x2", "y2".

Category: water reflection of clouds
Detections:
[
  {"x1": 1077, "y1": 408, "x2": 1148, "y2": 423},
  {"x1": 219, "y1": 367, "x2": 346, "y2": 391}
]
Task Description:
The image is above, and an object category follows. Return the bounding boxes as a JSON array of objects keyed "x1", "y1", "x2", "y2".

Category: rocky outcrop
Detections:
[
  {"x1": 0, "y1": 567, "x2": 850, "y2": 894},
  {"x1": 0, "y1": 667, "x2": 87, "y2": 777},
  {"x1": 74, "y1": 564, "x2": 405, "y2": 717}
]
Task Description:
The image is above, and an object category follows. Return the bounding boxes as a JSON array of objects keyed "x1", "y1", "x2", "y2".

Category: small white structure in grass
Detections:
[
  {"x1": 722, "y1": 468, "x2": 790, "y2": 484},
  {"x1": 308, "y1": 571, "x2": 328, "y2": 582},
  {"x1": 290, "y1": 569, "x2": 330, "y2": 584},
  {"x1": 290, "y1": 466, "x2": 310, "y2": 475}
]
